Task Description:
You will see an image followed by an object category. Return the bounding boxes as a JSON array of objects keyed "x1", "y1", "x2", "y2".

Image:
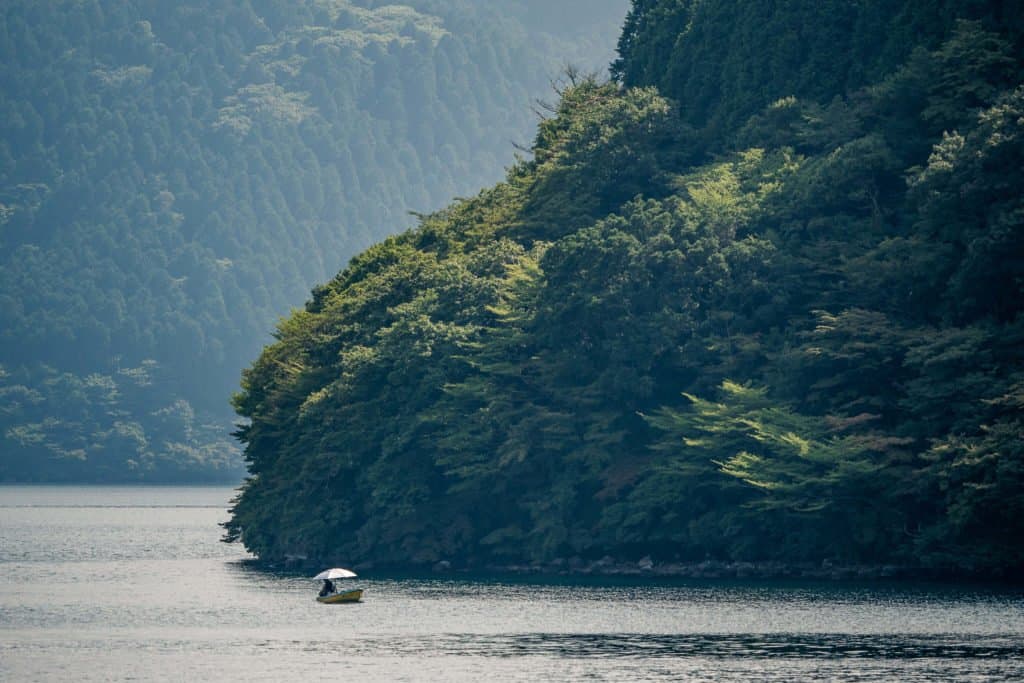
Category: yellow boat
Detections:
[
  {"x1": 316, "y1": 588, "x2": 363, "y2": 604},
  {"x1": 314, "y1": 568, "x2": 362, "y2": 603}
]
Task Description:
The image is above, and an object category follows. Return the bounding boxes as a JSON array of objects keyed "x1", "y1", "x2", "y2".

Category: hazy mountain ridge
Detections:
[{"x1": 0, "y1": 0, "x2": 630, "y2": 482}]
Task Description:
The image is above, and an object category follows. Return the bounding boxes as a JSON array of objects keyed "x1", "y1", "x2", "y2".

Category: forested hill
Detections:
[
  {"x1": 225, "y1": 0, "x2": 1024, "y2": 575},
  {"x1": 0, "y1": 0, "x2": 629, "y2": 482}
]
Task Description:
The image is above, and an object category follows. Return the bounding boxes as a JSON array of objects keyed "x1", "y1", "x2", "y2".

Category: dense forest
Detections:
[
  {"x1": 0, "y1": 0, "x2": 629, "y2": 481},
  {"x1": 225, "y1": 0, "x2": 1024, "y2": 574}
]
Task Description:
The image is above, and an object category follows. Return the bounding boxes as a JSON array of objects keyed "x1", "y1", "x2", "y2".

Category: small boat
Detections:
[
  {"x1": 316, "y1": 588, "x2": 364, "y2": 604},
  {"x1": 313, "y1": 567, "x2": 363, "y2": 604}
]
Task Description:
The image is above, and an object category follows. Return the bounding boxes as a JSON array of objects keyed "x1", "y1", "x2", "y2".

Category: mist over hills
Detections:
[{"x1": 0, "y1": 0, "x2": 629, "y2": 481}]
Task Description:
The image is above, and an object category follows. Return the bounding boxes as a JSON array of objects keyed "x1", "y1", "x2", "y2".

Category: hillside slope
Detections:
[
  {"x1": 225, "y1": 0, "x2": 1023, "y2": 573},
  {"x1": 0, "y1": 0, "x2": 629, "y2": 482}
]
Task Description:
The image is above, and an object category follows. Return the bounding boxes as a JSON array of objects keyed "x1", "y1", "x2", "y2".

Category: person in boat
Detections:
[{"x1": 319, "y1": 578, "x2": 335, "y2": 597}]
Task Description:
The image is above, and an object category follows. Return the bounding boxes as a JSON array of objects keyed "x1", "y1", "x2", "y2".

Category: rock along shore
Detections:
[
  {"x1": 271, "y1": 554, "x2": 1019, "y2": 582},
  {"x1": 479, "y1": 558, "x2": 929, "y2": 581}
]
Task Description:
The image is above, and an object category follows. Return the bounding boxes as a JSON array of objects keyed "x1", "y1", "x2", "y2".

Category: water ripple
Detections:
[{"x1": 228, "y1": 632, "x2": 1024, "y2": 660}]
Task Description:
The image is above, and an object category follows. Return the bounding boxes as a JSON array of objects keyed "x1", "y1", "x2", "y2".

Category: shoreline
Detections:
[
  {"x1": 479, "y1": 559, "x2": 1021, "y2": 582},
  {"x1": 258, "y1": 555, "x2": 1022, "y2": 583},
  {"x1": 478, "y1": 559, "x2": 1008, "y2": 582}
]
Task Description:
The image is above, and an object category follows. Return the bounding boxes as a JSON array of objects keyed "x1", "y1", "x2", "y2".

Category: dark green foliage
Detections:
[
  {"x1": 0, "y1": 0, "x2": 630, "y2": 481},
  {"x1": 226, "y1": 1, "x2": 1024, "y2": 574},
  {"x1": 511, "y1": 79, "x2": 697, "y2": 242},
  {"x1": 613, "y1": 0, "x2": 1024, "y2": 145},
  {"x1": 642, "y1": 381, "x2": 910, "y2": 562}
]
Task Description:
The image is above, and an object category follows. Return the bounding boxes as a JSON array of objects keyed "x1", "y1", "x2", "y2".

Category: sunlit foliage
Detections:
[{"x1": 226, "y1": 2, "x2": 1023, "y2": 573}]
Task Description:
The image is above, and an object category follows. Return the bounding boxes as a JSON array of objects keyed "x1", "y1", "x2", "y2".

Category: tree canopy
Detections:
[{"x1": 225, "y1": 1, "x2": 1024, "y2": 575}]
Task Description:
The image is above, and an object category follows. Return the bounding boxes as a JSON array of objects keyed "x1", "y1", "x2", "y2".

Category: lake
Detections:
[{"x1": 2, "y1": 486, "x2": 1023, "y2": 681}]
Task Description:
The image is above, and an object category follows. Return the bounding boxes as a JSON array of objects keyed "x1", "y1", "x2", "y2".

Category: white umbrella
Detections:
[{"x1": 313, "y1": 567, "x2": 357, "y2": 580}]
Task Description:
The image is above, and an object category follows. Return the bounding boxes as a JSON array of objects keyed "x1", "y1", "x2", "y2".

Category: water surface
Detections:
[{"x1": 2, "y1": 486, "x2": 1022, "y2": 681}]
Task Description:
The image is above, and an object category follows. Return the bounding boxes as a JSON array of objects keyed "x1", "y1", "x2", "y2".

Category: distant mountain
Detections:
[
  {"x1": 0, "y1": 0, "x2": 629, "y2": 482},
  {"x1": 224, "y1": 0, "x2": 1024, "y2": 574}
]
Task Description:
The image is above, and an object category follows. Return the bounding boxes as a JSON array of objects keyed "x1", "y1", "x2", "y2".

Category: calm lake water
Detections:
[{"x1": 2, "y1": 486, "x2": 1023, "y2": 681}]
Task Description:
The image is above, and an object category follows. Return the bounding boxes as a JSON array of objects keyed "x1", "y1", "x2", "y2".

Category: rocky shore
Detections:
[
  {"x1": 476, "y1": 557, "x2": 931, "y2": 581},
  {"x1": 271, "y1": 554, "x2": 1017, "y2": 581},
  {"x1": 471, "y1": 556, "x2": 1018, "y2": 581}
]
